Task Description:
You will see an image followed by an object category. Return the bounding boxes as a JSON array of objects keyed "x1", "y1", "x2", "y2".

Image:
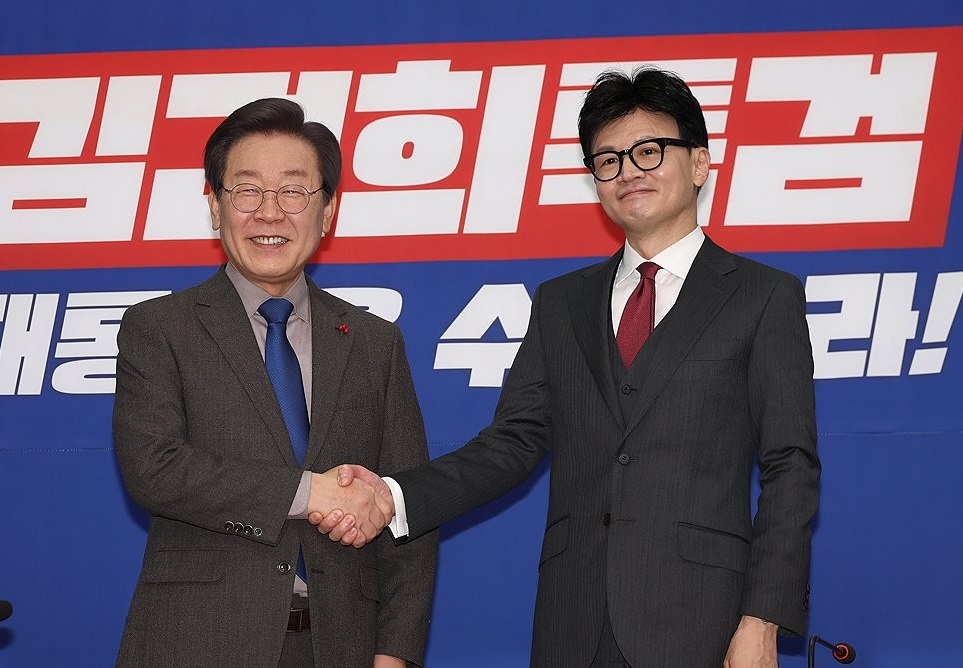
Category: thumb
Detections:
[{"x1": 337, "y1": 464, "x2": 359, "y2": 487}]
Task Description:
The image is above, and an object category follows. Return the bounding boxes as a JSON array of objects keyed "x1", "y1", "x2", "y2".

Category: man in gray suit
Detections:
[
  {"x1": 113, "y1": 98, "x2": 437, "y2": 668},
  {"x1": 322, "y1": 68, "x2": 820, "y2": 668}
]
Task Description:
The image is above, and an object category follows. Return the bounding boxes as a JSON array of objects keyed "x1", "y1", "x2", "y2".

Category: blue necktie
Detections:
[
  {"x1": 258, "y1": 298, "x2": 309, "y2": 466},
  {"x1": 258, "y1": 298, "x2": 310, "y2": 585}
]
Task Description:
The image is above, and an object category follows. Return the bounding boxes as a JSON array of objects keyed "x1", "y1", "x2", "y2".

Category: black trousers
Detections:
[{"x1": 278, "y1": 596, "x2": 313, "y2": 668}]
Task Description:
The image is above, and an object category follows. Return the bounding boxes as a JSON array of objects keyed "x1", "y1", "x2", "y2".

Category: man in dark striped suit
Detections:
[{"x1": 322, "y1": 67, "x2": 820, "y2": 668}]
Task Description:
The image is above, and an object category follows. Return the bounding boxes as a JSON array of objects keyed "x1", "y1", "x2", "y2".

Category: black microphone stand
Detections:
[{"x1": 808, "y1": 634, "x2": 856, "y2": 666}]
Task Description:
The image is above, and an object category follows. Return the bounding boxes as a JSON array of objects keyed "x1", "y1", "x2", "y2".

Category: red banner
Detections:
[{"x1": 1, "y1": 26, "x2": 961, "y2": 269}]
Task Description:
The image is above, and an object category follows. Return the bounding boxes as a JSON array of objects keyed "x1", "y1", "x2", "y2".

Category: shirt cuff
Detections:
[
  {"x1": 382, "y1": 476, "x2": 409, "y2": 539},
  {"x1": 287, "y1": 470, "x2": 314, "y2": 519}
]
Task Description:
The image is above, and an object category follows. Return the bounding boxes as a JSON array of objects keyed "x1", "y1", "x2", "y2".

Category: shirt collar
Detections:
[
  {"x1": 225, "y1": 263, "x2": 311, "y2": 324},
  {"x1": 614, "y1": 227, "x2": 706, "y2": 286}
]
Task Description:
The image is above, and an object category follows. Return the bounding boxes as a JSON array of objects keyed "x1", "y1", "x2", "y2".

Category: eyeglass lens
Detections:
[
  {"x1": 590, "y1": 141, "x2": 666, "y2": 181},
  {"x1": 229, "y1": 185, "x2": 312, "y2": 214}
]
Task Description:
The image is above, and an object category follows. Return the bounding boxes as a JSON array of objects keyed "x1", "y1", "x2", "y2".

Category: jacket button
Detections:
[
  {"x1": 618, "y1": 453, "x2": 630, "y2": 465},
  {"x1": 277, "y1": 562, "x2": 291, "y2": 574},
  {"x1": 620, "y1": 384, "x2": 633, "y2": 395},
  {"x1": 223, "y1": 521, "x2": 235, "y2": 532},
  {"x1": 243, "y1": 525, "x2": 254, "y2": 535},
  {"x1": 253, "y1": 527, "x2": 263, "y2": 537},
  {"x1": 602, "y1": 513, "x2": 611, "y2": 526},
  {"x1": 233, "y1": 523, "x2": 244, "y2": 534}
]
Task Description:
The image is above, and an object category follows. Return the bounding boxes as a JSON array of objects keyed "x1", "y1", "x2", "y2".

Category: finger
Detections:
[
  {"x1": 306, "y1": 511, "x2": 324, "y2": 526},
  {"x1": 354, "y1": 516, "x2": 374, "y2": 541},
  {"x1": 337, "y1": 464, "x2": 357, "y2": 487},
  {"x1": 340, "y1": 526, "x2": 361, "y2": 546},
  {"x1": 341, "y1": 464, "x2": 381, "y2": 492},
  {"x1": 351, "y1": 531, "x2": 370, "y2": 548},
  {"x1": 326, "y1": 514, "x2": 356, "y2": 542},
  {"x1": 316, "y1": 509, "x2": 344, "y2": 534}
]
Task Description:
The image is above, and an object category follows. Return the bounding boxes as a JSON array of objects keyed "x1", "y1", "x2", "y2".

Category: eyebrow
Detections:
[
  {"x1": 593, "y1": 137, "x2": 659, "y2": 152},
  {"x1": 232, "y1": 168, "x2": 311, "y2": 179}
]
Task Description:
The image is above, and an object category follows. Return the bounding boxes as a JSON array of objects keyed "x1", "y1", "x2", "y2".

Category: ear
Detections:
[
  {"x1": 209, "y1": 190, "x2": 222, "y2": 231},
  {"x1": 693, "y1": 146, "x2": 711, "y2": 187},
  {"x1": 321, "y1": 192, "x2": 338, "y2": 236}
]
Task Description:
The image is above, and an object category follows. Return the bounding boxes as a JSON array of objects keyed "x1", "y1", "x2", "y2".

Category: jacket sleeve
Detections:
[
  {"x1": 371, "y1": 326, "x2": 438, "y2": 666},
  {"x1": 741, "y1": 273, "x2": 821, "y2": 635},
  {"x1": 392, "y1": 285, "x2": 553, "y2": 541},
  {"x1": 113, "y1": 299, "x2": 302, "y2": 546}
]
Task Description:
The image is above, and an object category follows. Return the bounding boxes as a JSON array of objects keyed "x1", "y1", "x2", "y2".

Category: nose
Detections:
[
  {"x1": 254, "y1": 190, "x2": 285, "y2": 221},
  {"x1": 618, "y1": 154, "x2": 647, "y2": 181}
]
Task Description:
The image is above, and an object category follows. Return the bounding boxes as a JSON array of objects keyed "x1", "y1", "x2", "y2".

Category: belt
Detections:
[{"x1": 287, "y1": 607, "x2": 310, "y2": 633}]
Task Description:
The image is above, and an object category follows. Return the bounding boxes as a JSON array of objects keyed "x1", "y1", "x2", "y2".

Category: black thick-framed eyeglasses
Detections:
[
  {"x1": 222, "y1": 183, "x2": 324, "y2": 214},
  {"x1": 583, "y1": 137, "x2": 695, "y2": 182}
]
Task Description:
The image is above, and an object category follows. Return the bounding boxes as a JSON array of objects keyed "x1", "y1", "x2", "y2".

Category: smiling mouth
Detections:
[
  {"x1": 620, "y1": 188, "x2": 653, "y2": 199},
  {"x1": 251, "y1": 236, "x2": 289, "y2": 246}
]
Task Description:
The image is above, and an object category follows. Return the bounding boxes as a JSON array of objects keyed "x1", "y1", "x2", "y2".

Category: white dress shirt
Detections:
[{"x1": 611, "y1": 226, "x2": 705, "y2": 334}]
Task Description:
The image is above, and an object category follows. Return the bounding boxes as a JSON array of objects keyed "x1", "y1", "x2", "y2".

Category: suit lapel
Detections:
[
  {"x1": 569, "y1": 251, "x2": 624, "y2": 427},
  {"x1": 195, "y1": 269, "x2": 296, "y2": 465},
  {"x1": 303, "y1": 278, "x2": 354, "y2": 469},
  {"x1": 622, "y1": 237, "x2": 739, "y2": 438}
]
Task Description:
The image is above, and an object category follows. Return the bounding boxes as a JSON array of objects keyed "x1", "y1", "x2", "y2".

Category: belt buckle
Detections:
[{"x1": 287, "y1": 607, "x2": 310, "y2": 633}]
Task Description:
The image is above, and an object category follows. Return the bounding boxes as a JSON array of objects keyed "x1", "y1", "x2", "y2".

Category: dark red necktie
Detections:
[{"x1": 616, "y1": 262, "x2": 661, "y2": 368}]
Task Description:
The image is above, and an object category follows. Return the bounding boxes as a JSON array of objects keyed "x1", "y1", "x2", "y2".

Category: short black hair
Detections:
[
  {"x1": 578, "y1": 67, "x2": 709, "y2": 157},
  {"x1": 204, "y1": 98, "x2": 341, "y2": 204}
]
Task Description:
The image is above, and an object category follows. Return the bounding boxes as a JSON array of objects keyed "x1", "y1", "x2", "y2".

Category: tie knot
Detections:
[
  {"x1": 637, "y1": 262, "x2": 660, "y2": 281},
  {"x1": 258, "y1": 298, "x2": 295, "y2": 325}
]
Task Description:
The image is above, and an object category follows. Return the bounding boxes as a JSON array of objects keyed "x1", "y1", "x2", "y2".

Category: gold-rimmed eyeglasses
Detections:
[{"x1": 222, "y1": 183, "x2": 324, "y2": 214}]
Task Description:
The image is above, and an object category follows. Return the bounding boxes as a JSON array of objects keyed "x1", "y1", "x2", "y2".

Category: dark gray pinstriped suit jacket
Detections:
[
  {"x1": 394, "y1": 236, "x2": 820, "y2": 668},
  {"x1": 113, "y1": 268, "x2": 437, "y2": 668}
]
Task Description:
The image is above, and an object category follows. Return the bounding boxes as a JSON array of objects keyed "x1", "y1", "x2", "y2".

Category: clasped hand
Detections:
[{"x1": 307, "y1": 465, "x2": 393, "y2": 547}]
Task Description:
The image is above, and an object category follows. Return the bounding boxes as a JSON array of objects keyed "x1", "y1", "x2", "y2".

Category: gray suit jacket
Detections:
[
  {"x1": 114, "y1": 268, "x2": 437, "y2": 668},
  {"x1": 394, "y1": 237, "x2": 819, "y2": 667}
]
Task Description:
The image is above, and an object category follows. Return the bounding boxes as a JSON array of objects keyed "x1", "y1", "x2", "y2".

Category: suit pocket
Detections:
[
  {"x1": 139, "y1": 547, "x2": 226, "y2": 584},
  {"x1": 538, "y1": 515, "x2": 570, "y2": 570},
  {"x1": 677, "y1": 522, "x2": 749, "y2": 574}
]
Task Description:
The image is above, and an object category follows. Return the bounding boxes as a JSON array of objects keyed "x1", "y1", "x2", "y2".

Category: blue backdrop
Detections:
[{"x1": 2, "y1": 2, "x2": 962, "y2": 667}]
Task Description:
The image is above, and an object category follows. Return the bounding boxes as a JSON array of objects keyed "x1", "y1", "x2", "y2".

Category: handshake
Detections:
[{"x1": 307, "y1": 465, "x2": 394, "y2": 548}]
